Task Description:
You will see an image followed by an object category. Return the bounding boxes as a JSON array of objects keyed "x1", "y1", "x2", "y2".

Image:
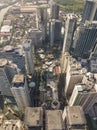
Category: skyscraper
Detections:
[
  {"x1": 0, "y1": 58, "x2": 13, "y2": 97},
  {"x1": 61, "y1": 15, "x2": 76, "y2": 72},
  {"x1": 72, "y1": 22, "x2": 97, "y2": 58},
  {"x1": 49, "y1": 19, "x2": 62, "y2": 46},
  {"x1": 38, "y1": 7, "x2": 47, "y2": 24},
  {"x1": 11, "y1": 74, "x2": 31, "y2": 110},
  {"x1": 82, "y1": 0, "x2": 97, "y2": 23},
  {"x1": 51, "y1": 3, "x2": 59, "y2": 19},
  {"x1": 61, "y1": 52, "x2": 70, "y2": 73},
  {"x1": 69, "y1": 82, "x2": 97, "y2": 117},
  {"x1": 23, "y1": 39, "x2": 34, "y2": 75},
  {"x1": 65, "y1": 57, "x2": 87, "y2": 97},
  {"x1": 28, "y1": 29, "x2": 43, "y2": 47},
  {"x1": 62, "y1": 14, "x2": 76, "y2": 53}
]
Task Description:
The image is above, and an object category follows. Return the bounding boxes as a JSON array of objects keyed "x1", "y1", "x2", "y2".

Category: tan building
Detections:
[
  {"x1": 65, "y1": 57, "x2": 87, "y2": 97},
  {"x1": 61, "y1": 52, "x2": 70, "y2": 73},
  {"x1": 24, "y1": 107, "x2": 43, "y2": 130},
  {"x1": 62, "y1": 106, "x2": 86, "y2": 130},
  {"x1": 45, "y1": 110, "x2": 65, "y2": 130}
]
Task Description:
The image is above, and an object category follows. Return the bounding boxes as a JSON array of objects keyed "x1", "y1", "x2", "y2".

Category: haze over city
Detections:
[{"x1": 0, "y1": 0, "x2": 97, "y2": 130}]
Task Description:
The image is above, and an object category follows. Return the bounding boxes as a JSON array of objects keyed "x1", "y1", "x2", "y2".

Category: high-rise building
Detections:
[
  {"x1": 89, "y1": 43, "x2": 97, "y2": 58},
  {"x1": 51, "y1": 3, "x2": 59, "y2": 19},
  {"x1": 0, "y1": 92, "x2": 4, "y2": 111},
  {"x1": 89, "y1": 58, "x2": 97, "y2": 72},
  {"x1": 72, "y1": 22, "x2": 97, "y2": 58},
  {"x1": 69, "y1": 78, "x2": 97, "y2": 117},
  {"x1": 23, "y1": 39, "x2": 34, "y2": 75},
  {"x1": 45, "y1": 110, "x2": 65, "y2": 130},
  {"x1": 82, "y1": 0, "x2": 97, "y2": 23},
  {"x1": 38, "y1": 7, "x2": 47, "y2": 23},
  {"x1": 61, "y1": 52, "x2": 70, "y2": 73},
  {"x1": 5, "y1": 63, "x2": 19, "y2": 83},
  {"x1": 39, "y1": 23, "x2": 47, "y2": 41},
  {"x1": 24, "y1": 107, "x2": 43, "y2": 130},
  {"x1": 49, "y1": 19, "x2": 62, "y2": 46},
  {"x1": 61, "y1": 15, "x2": 76, "y2": 73},
  {"x1": 65, "y1": 57, "x2": 87, "y2": 97},
  {"x1": 37, "y1": 7, "x2": 47, "y2": 41},
  {"x1": 62, "y1": 14, "x2": 76, "y2": 53},
  {"x1": 0, "y1": 58, "x2": 13, "y2": 97},
  {"x1": 62, "y1": 106, "x2": 86, "y2": 130},
  {"x1": 28, "y1": 29, "x2": 43, "y2": 47},
  {"x1": 11, "y1": 74, "x2": 31, "y2": 110}
]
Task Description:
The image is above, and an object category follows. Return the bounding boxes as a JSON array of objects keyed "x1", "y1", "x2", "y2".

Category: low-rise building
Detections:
[
  {"x1": 24, "y1": 107, "x2": 43, "y2": 130},
  {"x1": 62, "y1": 106, "x2": 86, "y2": 130},
  {"x1": 1, "y1": 25, "x2": 12, "y2": 33},
  {"x1": 45, "y1": 110, "x2": 65, "y2": 130}
]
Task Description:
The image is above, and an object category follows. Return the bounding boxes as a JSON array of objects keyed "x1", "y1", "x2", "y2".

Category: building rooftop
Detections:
[
  {"x1": 0, "y1": 58, "x2": 8, "y2": 67},
  {"x1": 46, "y1": 110, "x2": 64, "y2": 130},
  {"x1": 12, "y1": 74, "x2": 24, "y2": 83},
  {"x1": 24, "y1": 107, "x2": 43, "y2": 127},
  {"x1": 20, "y1": 6, "x2": 37, "y2": 13},
  {"x1": 67, "y1": 106, "x2": 86, "y2": 126},
  {"x1": 1, "y1": 25, "x2": 12, "y2": 33}
]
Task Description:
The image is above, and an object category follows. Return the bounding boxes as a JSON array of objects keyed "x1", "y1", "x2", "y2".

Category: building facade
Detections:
[
  {"x1": 65, "y1": 57, "x2": 87, "y2": 97},
  {"x1": 23, "y1": 39, "x2": 34, "y2": 75},
  {"x1": 69, "y1": 82, "x2": 97, "y2": 117},
  {"x1": 62, "y1": 14, "x2": 76, "y2": 53},
  {"x1": 11, "y1": 74, "x2": 31, "y2": 110},
  {"x1": 51, "y1": 3, "x2": 59, "y2": 19},
  {"x1": 82, "y1": 0, "x2": 97, "y2": 23},
  {"x1": 72, "y1": 22, "x2": 97, "y2": 58},
  {"x1": 49, "y1": 19, "x2": 62, "y2": 46}
]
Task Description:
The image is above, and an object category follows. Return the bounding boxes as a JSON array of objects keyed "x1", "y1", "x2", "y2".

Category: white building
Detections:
[
  {"x1": 61, "y1": 52, "x2": 70, "y2": 73},
  {"x1": 0, "y1": 25, "x2": 12, "y2": 33},
  {"x1": 23, "y1": 39, "x2": 34, "y2": 75},
  {"x1": 69, "y1": 83, "x2": 97, "y2": 117},
  {"x1": 11, "y1": 74, "x2": 31, "y2": 110}
]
